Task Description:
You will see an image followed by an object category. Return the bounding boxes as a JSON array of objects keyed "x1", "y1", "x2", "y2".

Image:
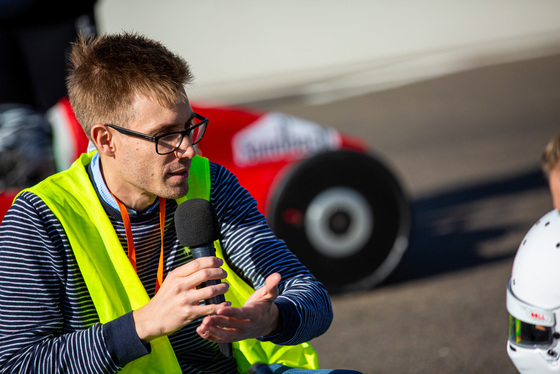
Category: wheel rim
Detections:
[{"x1": 304, "y1": 186, "x2": 373, "y2": 258}]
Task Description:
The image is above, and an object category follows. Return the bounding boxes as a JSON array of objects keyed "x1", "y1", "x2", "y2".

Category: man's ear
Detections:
[{"x1": 91, "y1": 124, "x2": 115, "y2": 156}]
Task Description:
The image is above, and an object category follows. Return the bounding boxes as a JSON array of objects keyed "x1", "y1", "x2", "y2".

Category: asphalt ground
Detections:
[{"x1": 256, "y1": 54, "x2": 560, "y2": 374}]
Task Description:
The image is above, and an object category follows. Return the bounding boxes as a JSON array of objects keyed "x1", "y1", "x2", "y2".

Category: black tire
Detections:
[{"x1": 267, "y1": 150, "x2": 411, "y2": 294}]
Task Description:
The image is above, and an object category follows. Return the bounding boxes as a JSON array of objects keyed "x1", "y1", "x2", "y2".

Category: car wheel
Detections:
[{"x1": 267, "y1": 150, "x2": 411, "y2": 293}]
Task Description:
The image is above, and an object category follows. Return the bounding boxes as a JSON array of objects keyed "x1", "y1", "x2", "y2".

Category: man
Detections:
[
  {"x1": 0, "y1": 33, "x2": 353, "y2": 373},
  {"x1": 541, "y1": 132, "x2": 560, "y2": 211},
  {"x1": 505, "y1": 134, "x2": 560, "y2": 373},
  {"x1": 506, "y1": 209, "x2": 560, "y2": 373}
]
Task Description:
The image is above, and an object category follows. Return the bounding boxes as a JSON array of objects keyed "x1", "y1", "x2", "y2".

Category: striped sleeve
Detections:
[
  {"x1": 209, "y1": 162, "x2": 333, "y2": 345},
  {"x1": 0, "y1": 192, "x2": 121, "y2": 373}
]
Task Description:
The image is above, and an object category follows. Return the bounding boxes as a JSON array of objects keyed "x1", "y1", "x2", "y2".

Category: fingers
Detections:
[
  {"x1": 243, "y1": 272, "x2": 280, "y2": 307},
  {"x1": 196, "y1": 273, "x2": 283, "y2": 343},
  {"x1": 196, "y1": 313, "x2": 246, "y2": 342},
  {"x1": 263, "y1": 272, "x2": 280, "y2": 297},
  {"x1": 197, "y1": 303, "x2": 278, "y2": 342},
  {"x1": 195, "y1": 281, "x2": 230, "y2": 303},
  {"x1": 171, "y1": 256, "x2": 224, "y2": 276},
  {"x1": 133, "y1": 257, "x2": 230, "y2": 342},
  {"x1": 163, "y1": 257, "x2": 228, "y2": 296}
]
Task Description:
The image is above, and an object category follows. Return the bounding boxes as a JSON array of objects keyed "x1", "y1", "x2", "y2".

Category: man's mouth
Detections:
[{"x1": 168, "y1": 168, "x2": 189, "y2": 177}]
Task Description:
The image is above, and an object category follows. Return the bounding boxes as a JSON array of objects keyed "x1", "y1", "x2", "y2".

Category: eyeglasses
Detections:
[{"x1": 105, "y1": 113, "x2": 208, "y2": 155}]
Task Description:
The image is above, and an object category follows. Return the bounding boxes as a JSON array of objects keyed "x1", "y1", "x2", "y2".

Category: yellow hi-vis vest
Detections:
[{"x1": 22, "y1": 152, "x2": 319, "y2": 373}]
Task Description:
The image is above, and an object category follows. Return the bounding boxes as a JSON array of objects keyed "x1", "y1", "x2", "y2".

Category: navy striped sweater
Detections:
[{"x1": 0, "y1": 161, "x2": 332, "y2": 373}]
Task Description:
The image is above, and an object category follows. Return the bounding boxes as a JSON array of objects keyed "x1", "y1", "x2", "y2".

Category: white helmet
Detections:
[{"x1": 507, "y1": 209, "x2": 560, "y2": 373}]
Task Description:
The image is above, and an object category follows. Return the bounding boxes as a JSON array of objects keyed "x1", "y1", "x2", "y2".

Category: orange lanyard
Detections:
[{"x1": 112, "y1": 195, "x2": 166, "y2": 294}]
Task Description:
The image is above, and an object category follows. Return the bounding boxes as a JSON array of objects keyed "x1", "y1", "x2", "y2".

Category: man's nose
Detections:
[{"x1": 174, "y1": 136, "x2": 195, "y2": 158}]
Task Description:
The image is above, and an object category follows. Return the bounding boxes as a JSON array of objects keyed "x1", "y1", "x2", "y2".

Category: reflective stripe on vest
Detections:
[{"x1": 23, "y1": 152, "x2": 318, "y2": 373}]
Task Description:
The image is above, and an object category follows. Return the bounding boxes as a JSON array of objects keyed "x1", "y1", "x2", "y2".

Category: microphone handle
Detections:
[
  {"x1": 191, "y1": 245, "x2": 226, "y2": 305},
  {"x1": 191, "y1": 244, "x2": 232, "y2": 357}
]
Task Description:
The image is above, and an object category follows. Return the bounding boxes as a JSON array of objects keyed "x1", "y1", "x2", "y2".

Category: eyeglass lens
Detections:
[{"x1": 156, "y1": 120, "x2": 206, "y2": 154}]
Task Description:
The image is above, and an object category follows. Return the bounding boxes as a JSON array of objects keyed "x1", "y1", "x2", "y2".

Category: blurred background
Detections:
[
  {"x1": 4, "y1": 1, "x2": 560, "y2": 372},
  {"x1": 98, "y1": 1, "x2": 560, "y2": 108}
]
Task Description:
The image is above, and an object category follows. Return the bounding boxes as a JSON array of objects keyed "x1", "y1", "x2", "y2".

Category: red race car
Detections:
[{"x1": 0, "y1": 98, "x2": 411, "y2": 294}]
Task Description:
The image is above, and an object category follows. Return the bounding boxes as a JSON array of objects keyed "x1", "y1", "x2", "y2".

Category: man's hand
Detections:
[
  {"x1": 196, "y1": 272, "x2": 283, "y2": 343},
  {"x1": 133, "y1": 257, "x2": 230, "y2": 343}
]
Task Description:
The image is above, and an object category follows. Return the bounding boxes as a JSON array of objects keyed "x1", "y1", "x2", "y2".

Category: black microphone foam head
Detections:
[{"x1": 174, "y1": 199, "x2": 220, "y2": 248}]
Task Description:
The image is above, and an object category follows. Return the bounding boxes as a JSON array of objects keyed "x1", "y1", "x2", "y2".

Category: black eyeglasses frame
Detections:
[{"x1": 104, "y1": 112, "x2": 208, "y2": 155}]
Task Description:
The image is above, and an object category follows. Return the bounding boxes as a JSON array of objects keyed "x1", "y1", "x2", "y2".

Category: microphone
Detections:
[
  {"x1": 175, "y1": 198, "x2": 225, "y2": 305},
  {"x1": 174, "y1": 198, "x2": 232, "y2": 357}
]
